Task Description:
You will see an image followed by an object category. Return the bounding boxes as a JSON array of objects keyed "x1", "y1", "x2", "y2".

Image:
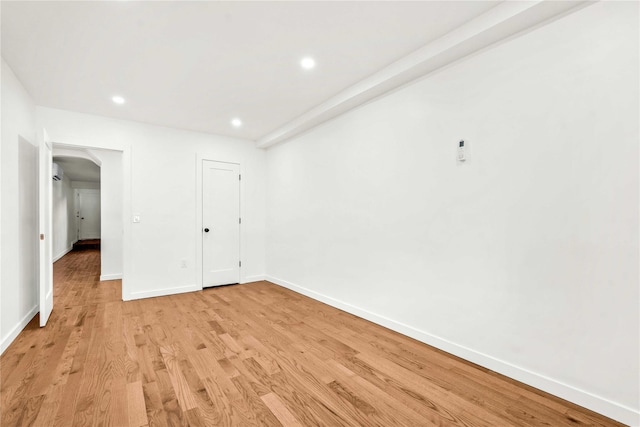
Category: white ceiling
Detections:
[
  {"x1": 1, "y1": 1, "x2": 586, "y2": 145},
  {"x1": 53, "y1": 156, "x2": 100, "y2": 183}
]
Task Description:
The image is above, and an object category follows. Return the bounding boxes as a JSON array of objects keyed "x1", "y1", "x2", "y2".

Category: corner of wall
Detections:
[
  {"x1": 53, "y1": 245, "x2": 74, "y2": 263},
  {"x1": 0, "y1": 305, "x2": 38, "y2": 355},
  {"x1": 266, "y1": 275, "x2": 640, "y2": 426}
]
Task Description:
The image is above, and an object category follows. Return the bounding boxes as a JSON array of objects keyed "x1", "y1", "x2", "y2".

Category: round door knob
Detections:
[{"x1": 204, "y1": 228, "x2": 210, "y2": 233}]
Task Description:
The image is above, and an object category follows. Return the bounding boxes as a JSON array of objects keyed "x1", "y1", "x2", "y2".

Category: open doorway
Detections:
[
  {"x1": 50, "y1": 146, "x2": 123, "y2": 283},
  {"x1": 36, "y1": 132, "x2": 126, "y2": 327},
  {"x1": 51, "y1": 156, "x2": 101, "y2": 260}
]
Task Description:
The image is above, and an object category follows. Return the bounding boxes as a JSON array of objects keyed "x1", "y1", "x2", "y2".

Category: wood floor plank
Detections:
[
  {"x1": 127, "y1": 380, "x2": 148, "y2": 427},
  {"x1": 228, "y1": 375, "x2": 283, "y2": 427},
  {"x1": 14, "y1": 393, "x2": 46, "y2": 427},
  {"x1": 107, "y1": 378, "x2": 129, "y2": 427},
  {"x1": 154, "y1": 368, "x2": 188, "y2": 427},
  {"x1": 159, "y1": 344, "x2": 198, "y2": 412},
  {"x1": 51, "y1": 371, "x2": 83, "y2": 427},
  {"x1": 261, "y1": 392, "x2": 304, "y2": 427},
  {"x1": 0, "y1": 249, "x2": 627, "y2": 427},
  {"x1": 178, "y1": 357, "x2": 225, "y2": 425},
  {"x1": 30, "y1": 384, "x2": 63, "y2": 427},
  {"x1": 141, "y1": 380, "x2": 167, "y2": 427}
]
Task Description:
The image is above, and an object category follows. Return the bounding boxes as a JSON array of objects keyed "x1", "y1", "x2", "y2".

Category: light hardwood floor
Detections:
[{"x1": 1, "y1": 249, "x2": 625, "y2": 426}]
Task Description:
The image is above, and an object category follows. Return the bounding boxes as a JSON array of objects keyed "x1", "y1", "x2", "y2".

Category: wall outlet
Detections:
[{"x1": 180, "y1": 259, "x2": 187, "y2": 268}]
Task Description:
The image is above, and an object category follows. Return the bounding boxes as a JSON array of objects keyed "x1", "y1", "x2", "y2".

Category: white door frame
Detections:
[
  {"x1": 195, "y1": 154, "x2": 241, "y2": 289},
  {"x1": 47, "y1": 140, "x2": 129, "y2": 299}
]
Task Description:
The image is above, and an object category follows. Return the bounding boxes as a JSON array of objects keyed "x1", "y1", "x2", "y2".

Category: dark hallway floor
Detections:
[{"x1": 72, "y1": 239, "x2": 100, "y2": 251}]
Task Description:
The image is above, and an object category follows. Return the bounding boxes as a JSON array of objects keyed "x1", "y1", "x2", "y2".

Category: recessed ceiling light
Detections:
[
  {"x1": 112, "y1": 95, "x2": 125, "y2": 104},
  {"x1": 300, "y1": 57, "x2": 316, "y2": 70},
  {"x1": 231, "y1": 118, "x2": 242, "y2": 127}
]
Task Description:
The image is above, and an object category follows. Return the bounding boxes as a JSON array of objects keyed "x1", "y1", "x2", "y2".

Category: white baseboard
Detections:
[
  {"x1": 0, "y1": 305, "x2": 38, "y2": 355},
  {"x1": 124, "y1": 284, "x2": 201, "y2": 301},
  {"x1": 242, "y1": 275, "x2": 266, "y2": 283},
  {"x1": 100, "y1": 273, "x2": 122, "y2": 281},
  {"x1": 266, "y1": 275, "x2": 639, "y2": 427},
  {"x1": 53, "y1": 244, "x2": 74, "y2": 263},
  {"x1": 79, "y1": 234, "x2": 100, "y2": 240}
]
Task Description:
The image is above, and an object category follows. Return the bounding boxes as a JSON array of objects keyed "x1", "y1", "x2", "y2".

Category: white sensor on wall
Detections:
[{"x1": 457, "y1": 139, "x2": 468, "y2": 163}]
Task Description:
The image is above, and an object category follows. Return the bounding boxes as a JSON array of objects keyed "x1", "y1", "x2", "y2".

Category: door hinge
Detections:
[
  {"x1": 239, "y1": 217, "x2": 241, "y2": 224},
  {"x1": 239, "y1": 174, "x2": 241, "y2": 181},
  {"x1": 239, "y1": 261, "x2": 242, "y2": 267}
]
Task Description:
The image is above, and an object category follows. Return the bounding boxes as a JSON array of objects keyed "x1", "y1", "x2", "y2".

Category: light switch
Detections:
[{"x1": 133, "y1": 214, "x2": 140, "y2": 223}]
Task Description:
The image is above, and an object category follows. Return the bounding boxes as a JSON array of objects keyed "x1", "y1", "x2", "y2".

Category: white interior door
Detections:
[
  {"x1": 202, "y1": 160, "x2": 240, "y2": 287},
  {"x1": 39, "y1": 129, "x2": 53, "y2": 327},
  {"x1": 77, "y1": 189, "x2": 101, "y2": 240}
]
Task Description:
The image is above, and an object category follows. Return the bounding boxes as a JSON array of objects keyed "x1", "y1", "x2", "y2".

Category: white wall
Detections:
[
  {"x1": 52, "y1": 174, "x2": 76, "y2": 261},
  {"x1": 1, "y1": 58, "x2": 38, "y2": 353},
  {"x1": 37, "y1": 106, "x2": 266, "y2": 300},
  {"x1": 91, "y1": 148, "x2": 123, "y2": 280},
  {"x1": 71, "y1": 181, "x2": 100, "y2": 190},
  {"x1": 265, "y1": 3, "x2": 639, "y2": 425}
]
